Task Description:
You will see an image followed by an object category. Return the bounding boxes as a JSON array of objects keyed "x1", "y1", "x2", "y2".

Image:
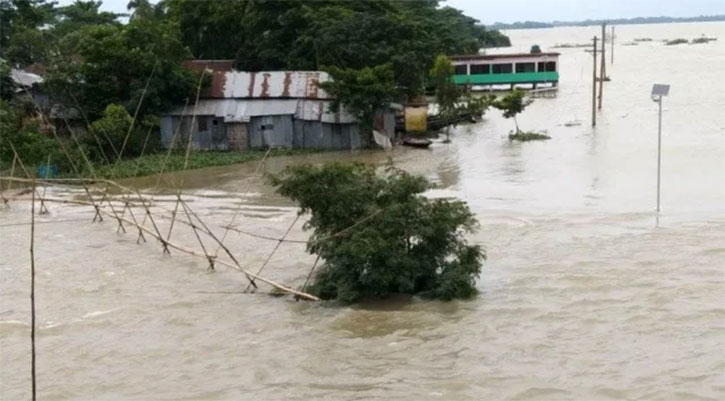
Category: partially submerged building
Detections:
[
  {"x1": 161, "y1": 60, "x2": 395, "y2": 150},
  {"x1": 450, "y1": 52, "x2": 560, "y2": 90}
]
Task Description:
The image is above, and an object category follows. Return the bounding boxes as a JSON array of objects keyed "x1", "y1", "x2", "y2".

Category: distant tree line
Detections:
[{"x1": 491, "y1": 15, "x2": 725, "y2": 30}]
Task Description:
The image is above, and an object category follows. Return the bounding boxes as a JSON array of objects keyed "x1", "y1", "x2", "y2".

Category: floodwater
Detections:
[{"x1": 2, "y1": 23, "x2": 725, "y2": 400}]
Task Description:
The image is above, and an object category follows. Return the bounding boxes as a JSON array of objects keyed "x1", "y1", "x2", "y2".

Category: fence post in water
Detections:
[{"x1": 30, "y1": 179, "x2": 37, "y2": 401}]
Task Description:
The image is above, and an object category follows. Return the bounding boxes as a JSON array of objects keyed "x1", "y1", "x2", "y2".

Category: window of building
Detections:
[
  {"x1": 492, "y1": 64, "x2": 513, "y2": 74},
  {"x1": 212, "y1": 118, "x2": 219, "y2": 126},
  {"x1": 470, "y1": 64, "x2": 490, "y2": 75},
  {"x1": 537, "y1": 61, "x2": 556, "y2": 72},
  {"x1": 454, "y1": 64, "x2": 467, "y2": 75},
  {"x1": 197, "y1": 116, "x2": 208, "y2": 131},
  {"x1": 515, "y1": 62, "x2": 536, "y2": 73}
]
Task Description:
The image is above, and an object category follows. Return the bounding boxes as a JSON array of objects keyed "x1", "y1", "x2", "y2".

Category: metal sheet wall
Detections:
[
  {"x1": 163, "y1": 115, "x2": 370, "y2": 150},
  {"x1": 160, "y1": 115, "x2": 228, "y2": 150}
]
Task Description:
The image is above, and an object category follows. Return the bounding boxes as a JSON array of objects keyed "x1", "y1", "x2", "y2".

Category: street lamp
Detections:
[{"x1": 651, "y1": 84, "x2": 670, "y2": 212}]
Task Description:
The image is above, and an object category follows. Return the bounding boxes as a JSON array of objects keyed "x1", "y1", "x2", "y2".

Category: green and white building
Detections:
[{"x1": 451, "y1": 52, "x2": 560, "y2": 90}]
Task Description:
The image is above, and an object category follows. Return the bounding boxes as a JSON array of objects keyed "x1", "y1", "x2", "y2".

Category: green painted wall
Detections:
[{"x1": 454, "y1": 72, "x2": 559, "y2": 85}]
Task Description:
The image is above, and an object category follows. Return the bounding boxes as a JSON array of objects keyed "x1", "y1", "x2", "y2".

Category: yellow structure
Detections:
[{"x1": 405, "y1": 106, "x2": 428, "y2": 133}]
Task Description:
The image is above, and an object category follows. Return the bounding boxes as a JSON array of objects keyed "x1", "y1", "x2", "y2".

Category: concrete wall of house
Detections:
[{"x1": 160, "y1": 115, "x2": 228, "y2": 150}]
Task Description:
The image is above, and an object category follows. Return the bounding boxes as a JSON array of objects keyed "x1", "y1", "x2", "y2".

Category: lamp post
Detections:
[{"x1": 651, "y1": 84, "x2": 670, "y2": 212}]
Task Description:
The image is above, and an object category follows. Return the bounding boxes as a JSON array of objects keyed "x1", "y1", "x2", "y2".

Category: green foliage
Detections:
[
  {"x1": 459, "y1": 92, "x2": 495, "y2": 121},
  {"x1": 0, "y1": 60, "x2": 16, "y2": 101},
  {"x1": 493, "y1": 88, "x2": 533, "y2": 132},
  {"x1": 319, "y1": 64, "x2": 397, "y2": 133},
  {"x1": 0, "y1": 99, "x2": 81, "y2": 173},
  {"x1": 84, "y1": 104, "x2": 156, "y2": 162},
  {"x1": 273, "y1": 163, "x2": 485, "y2": 303},
  {"x1": 161, "y1": 0, "x2": 509, "y2": 97},
  {"x1": 530, "y1": 44, "x2": 542, "y2": 53},
  {"x1": 0, "y1": 0, "x2": 55, "y2": 66},
  {"x1": 430, "y1": 55, "x2": 460, "y2": 118},
  {"x1": 508, "y1": 131, "x2": 551, "y2": 141},
  {"x1": 44, "y1": 12, "x2": 197, "y2": 122}
]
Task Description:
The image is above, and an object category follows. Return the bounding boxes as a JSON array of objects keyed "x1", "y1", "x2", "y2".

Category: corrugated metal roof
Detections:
[
  {"x1": 168, "y1": 99, "x2": 356, "y2": 123},
  {"x1": 296, "y1": 99, "x2": 356, "y2": 124},
  {"x1": 10, "y1": 69, "x2": 43, "y2": 87},
  {"x1": 220, "y1": 71, "x2": 332, "y2": 99},
  {"x1": 449, "y1": 52, "x2": 560, "y2": 61}
]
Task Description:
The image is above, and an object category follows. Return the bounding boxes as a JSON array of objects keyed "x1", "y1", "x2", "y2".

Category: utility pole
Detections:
[
  {"x1": 611, "y1": 26, "x2": 615, "y2": 64},
  {"x1": 591, "y1": 36, "x2": 598, "y2": 126},
  {"x1": 599, "y1": 23, "x2": 606, "y2": 110}
]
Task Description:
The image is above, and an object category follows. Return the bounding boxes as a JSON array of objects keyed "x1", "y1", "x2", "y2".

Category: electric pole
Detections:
[
  {"x1": 591, "y1": 36, "x2": 598, "y2": 126},
  {"x1": 599, "y1": 23, "x2": 606, "y2": 110}
]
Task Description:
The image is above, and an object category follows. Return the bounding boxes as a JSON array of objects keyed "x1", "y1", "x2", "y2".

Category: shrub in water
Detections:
[{"x1": 273, "y1": 163, "x2": 485, "y2": 303}]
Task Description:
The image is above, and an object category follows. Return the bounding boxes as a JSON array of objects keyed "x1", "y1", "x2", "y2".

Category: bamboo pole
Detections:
[
  {"x1": 213, "y1": 146, "x2": 274, "y2": 258},
  {"x1": 5, "y1": 192, "x2": 319, "y2": 300},
  {"x1": 136, "y1": 98, "x2": 190, "y2": 239},
  {"x1": 30, "y1": 179, "x2": 37, "y2": 401},
  {"x1": 8, "y1": 145, "x2": 48, "y2": 214},
  {"x1": 38, "y1": 155, "x2": 51, "y2": 215},
  {"x1": 8, "y1": 154, "x2": 17, "y2": 191},
  {"x1": 245, "y1": 214, "x2": 301, "y2": 291},
  {"x1": 102, "y1": 208, "x2": 319, "y2": 300},
  {"x1": 165, "y1": 70, "x2": 207, "y2": 242},
  {"x1": 177, "y1": 197, "x2": 256, "y2": 286},
  {"x1": 112, "y1": 60, "x2": 159, "y2": 171},
  {"x1": 178, "y1": 194, "x2": 214, "y2": 269}
]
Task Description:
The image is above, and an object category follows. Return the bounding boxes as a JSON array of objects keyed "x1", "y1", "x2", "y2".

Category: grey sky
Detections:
[{"x1": 59, "y1": 0, "x2": 725, "y2": 25}]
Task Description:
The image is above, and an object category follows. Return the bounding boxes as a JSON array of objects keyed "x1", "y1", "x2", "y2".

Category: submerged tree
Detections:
[
  {"x1": 430, "y1": 54, "x2": 460, "y2": 142},
  {"x1": 273, "y1": 162, "x2": 485, "y2": 303},
  {"x1": 493, "y1": 88, "x2": 533, "y2": 133}
]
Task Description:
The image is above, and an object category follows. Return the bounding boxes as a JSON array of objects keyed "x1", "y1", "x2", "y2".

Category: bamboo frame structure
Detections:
[{"x1": 2, "y1": 175, "x2": 320, "y2": 301}]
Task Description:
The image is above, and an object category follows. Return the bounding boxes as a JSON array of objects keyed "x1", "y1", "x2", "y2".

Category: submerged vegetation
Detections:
[
  {"x1": 691, "y1": 36, "x2": 718, "y2": 44},
  {"x1": 665, "y1": 38, "x2": 689, "y2": 46},
  {"x1": 508, "y1": 131, "x2": 551, "y2": 142},
  {"x1": 493, "y1": 89, "x2": 533, "y2": 133},
  {"x1": 273, "y1": 163, "x2": 485, "y2": 303}
]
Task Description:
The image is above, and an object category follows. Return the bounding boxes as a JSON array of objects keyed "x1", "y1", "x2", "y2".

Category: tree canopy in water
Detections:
[{"x1": 273, "y1": 162, "x2": 485, "y2": 303}]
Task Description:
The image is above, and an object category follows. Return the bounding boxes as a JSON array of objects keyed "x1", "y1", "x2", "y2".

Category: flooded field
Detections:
[{"x1": 2, "y1": 22, "x2": 725, "y2": 400}]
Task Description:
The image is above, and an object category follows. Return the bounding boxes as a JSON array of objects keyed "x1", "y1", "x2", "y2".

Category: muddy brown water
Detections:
[{"x1": 2, "y1": 23, "x2": 725, "y2": 400}]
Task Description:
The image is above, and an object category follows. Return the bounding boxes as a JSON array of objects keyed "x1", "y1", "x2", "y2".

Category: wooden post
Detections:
[
  {"x1": 8, "y1": 154, "x2": 17, "y2": 192},
  {"x1": 611, "y1": 26, "x2": 615, "y2": 64},
  {"x1": 592, "y1": 36, "x2": 598, "y2": 127},
  {"x1": 30, "y1": 179, "x2": 37, "y2": 401},
  {"x1": 599, "y1": 23, "x2": 606, "y2": 110}
]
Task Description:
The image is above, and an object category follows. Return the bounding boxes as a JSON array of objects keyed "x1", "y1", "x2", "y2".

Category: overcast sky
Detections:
[
  {"x1": 447, "y1": 0, "x2": 725, "y2": 24},
  {"x1": 59, "y1": 0, "x2": 725, "y2": 25}
]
